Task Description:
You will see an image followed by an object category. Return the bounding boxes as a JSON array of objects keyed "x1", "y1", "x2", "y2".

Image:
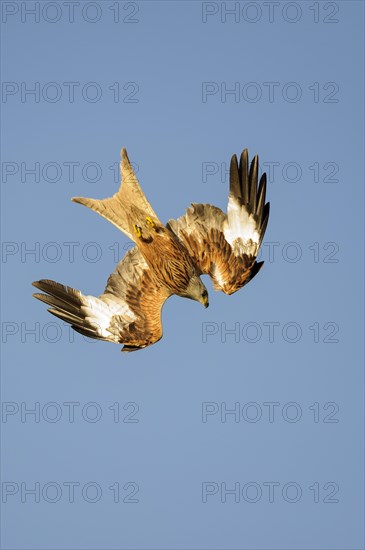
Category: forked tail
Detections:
[{"x1": 72, "y1": 148, "x2": 159, "y2": 240}]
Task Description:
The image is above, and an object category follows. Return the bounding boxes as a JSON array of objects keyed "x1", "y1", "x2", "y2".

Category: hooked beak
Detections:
[{"x1": 202, "y1": 295, "x2": 209, "y2": 308}]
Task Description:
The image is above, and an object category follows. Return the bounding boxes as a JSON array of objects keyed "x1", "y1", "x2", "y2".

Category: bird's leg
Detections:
[
  {"x1": 133, "y1": 224, "x2": 143, "y2": 238},
  {"x1": 145, "y1": 216, "x2": 156, "y2": 228}
]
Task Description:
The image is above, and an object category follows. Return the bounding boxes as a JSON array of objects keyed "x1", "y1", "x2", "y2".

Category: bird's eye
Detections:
[{"x1": 202, "y1": 290, "x2": 208, "y2": 298}]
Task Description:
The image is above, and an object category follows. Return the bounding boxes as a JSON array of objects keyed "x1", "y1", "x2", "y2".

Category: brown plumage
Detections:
[
  {"x1": 33, "y1": 147, "x2": 269, "y2": 352},
  {"x1": 33, "y1": 248, "x2": 170, "y2": 351},
  {"x1": 167, "y1": 149, "x2": 269, "y2": 295}
]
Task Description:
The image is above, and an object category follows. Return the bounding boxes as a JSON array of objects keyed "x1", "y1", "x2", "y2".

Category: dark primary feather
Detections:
[
  {"x1": 230, "y1": 154, "x2": 241, "y2": 200},
  {"x1": 33, "y1": 280, "x2": 89, "y2": 329},
  {"x1": 169, "y1": 148, "x2": 270, "y2": 295},
  {"x1": 230, "y1": 148, "x2": 270, "y2": 248},
  {"x1": 256, "y1": 173, "x2": 267, "y2": 223},
  {"x1": 239, "y1": 149, "x2": 249, "y2": 205},
  {"x1": 33, "y1": 247, "x2": 172, "y2": 352},
  {"x1": 33, "y1": 279, "x2": 107, "y2": 340},
  {"x1": 248, "y1": 154, "x2": 258, "y2": 213}
]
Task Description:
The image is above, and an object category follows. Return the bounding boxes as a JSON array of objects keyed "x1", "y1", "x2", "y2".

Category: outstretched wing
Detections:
[
  {"x1": 33, "y1": 248, "x2": 171, "y2": 352},
  {"x1": 167, "y1": 149, "x2": 270, "y2": 295}
]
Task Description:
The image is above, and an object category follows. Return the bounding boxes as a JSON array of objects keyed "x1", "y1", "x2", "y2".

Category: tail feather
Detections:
[{"x1": 72, "y1": 148, "x2": 159, "y2": 240}]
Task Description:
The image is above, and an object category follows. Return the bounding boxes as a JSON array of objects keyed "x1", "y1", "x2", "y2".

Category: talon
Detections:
[
  {"x1": 145, "y1": 216, "x2": 155, "y2": 228},
  {"x1": 133, "y1": 224, "x2": 142, "y2": 238}
]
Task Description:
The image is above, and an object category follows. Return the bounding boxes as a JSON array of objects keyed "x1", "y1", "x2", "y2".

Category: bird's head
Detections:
[{"x1": 181, "y1": 275, "x2": 209, "y2": 308}]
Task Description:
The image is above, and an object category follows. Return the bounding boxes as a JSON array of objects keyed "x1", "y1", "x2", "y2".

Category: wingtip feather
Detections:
[{"x1": 229, "y1": 154, "x2": 241, "y2": 200}]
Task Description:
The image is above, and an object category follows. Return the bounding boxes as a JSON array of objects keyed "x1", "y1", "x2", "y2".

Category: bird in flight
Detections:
[{"x1": 33, "y1": 148, "x2": 270, "y2": 352}]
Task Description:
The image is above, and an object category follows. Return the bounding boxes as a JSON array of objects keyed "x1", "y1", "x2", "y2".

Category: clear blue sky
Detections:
[{"x1": 1, "y1": 1, "x2": 364, "y2": 548}]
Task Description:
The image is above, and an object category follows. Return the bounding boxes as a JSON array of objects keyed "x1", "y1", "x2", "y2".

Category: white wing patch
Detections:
[
  {"x1": 211, "y1": 264, "x2": 226, "y2": 287},
  {"x1": 223, "y1": 197, "x2": 260, "y2": 256},
  {"x1": 82, "y1": 295, "x2": 136, "y2": 339}
]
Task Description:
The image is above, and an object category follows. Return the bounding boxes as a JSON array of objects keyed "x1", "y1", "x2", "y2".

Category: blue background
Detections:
[{"x1": 1, "y1": 1, "x2": 364, "y2": 548}]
